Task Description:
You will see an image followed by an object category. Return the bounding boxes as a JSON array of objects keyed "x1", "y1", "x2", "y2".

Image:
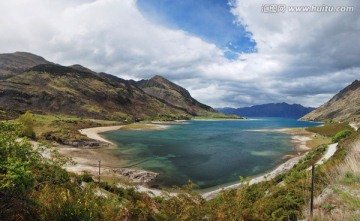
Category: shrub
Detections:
[
  {"x1": 332, "y1": 130, "x2": 352, "y2": 143},
  {"x1": 80, "y1": 173, "x2": 93, "y2": 183},
  {"x1": 19, "y1": 111, "x2": 36, "y2": 139}
]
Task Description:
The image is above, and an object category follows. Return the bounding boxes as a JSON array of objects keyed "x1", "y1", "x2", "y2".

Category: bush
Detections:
[
  {"x1": 332, "y1": 130, "x2": 352, "y2": 143},
  {"x1": 19, "y1": 111, "x2": 36, "y2": 139},
  {"x1": 80, "y1": 173, "x2": 93, "y2": 183}
]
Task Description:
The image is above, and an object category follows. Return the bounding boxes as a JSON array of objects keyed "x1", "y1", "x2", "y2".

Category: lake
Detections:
[{"x1": 101, "y1": 118, "x2": 321, "y2": 189}]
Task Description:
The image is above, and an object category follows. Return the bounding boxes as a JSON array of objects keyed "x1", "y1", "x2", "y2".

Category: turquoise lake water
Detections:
[{"x1": 101, "y1": 118, "x2": 321, "y2": 189}]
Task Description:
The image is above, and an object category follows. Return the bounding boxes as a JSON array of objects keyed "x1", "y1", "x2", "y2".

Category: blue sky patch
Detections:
[{"x1": 137, "y1": 0, "x2": 256, "y2": 59}]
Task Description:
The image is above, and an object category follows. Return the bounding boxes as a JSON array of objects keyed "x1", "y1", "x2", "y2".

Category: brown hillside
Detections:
[
  {"x1": 136, "y1": 75, "x2": 216, "y2": 115},
  {"x1": 301, "y1": 80, "x2": 360, "y2": 123}
]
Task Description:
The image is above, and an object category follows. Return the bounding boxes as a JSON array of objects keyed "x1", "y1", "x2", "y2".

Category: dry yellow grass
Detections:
[
  {"x1": 303, "y1": 140, "x2": 360, "y2": 220},
  {"x1": 306, "y1": 134, "x2": 332, "y2": 149}
]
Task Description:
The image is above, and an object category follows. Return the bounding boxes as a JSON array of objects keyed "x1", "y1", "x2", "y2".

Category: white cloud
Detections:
[{"x1": 0, "y1": 0, "x2": 359, "y2": 108}]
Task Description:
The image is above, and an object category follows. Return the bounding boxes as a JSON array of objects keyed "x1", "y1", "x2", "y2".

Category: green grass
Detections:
[
  {"x1": 15, "y1": 114, "x2": 123, "y2": 142},
  {"x1": 193, "y1": 111, "x2": 242, "y2": 120},
  {"x1": 340, "y1": 190, "x2": 360, "y2": 210},
  {"x1": 339, "y1": 171, "x2": 360, "y2": 185},
  {"x1": 145, "y1": 113, "x2": 191, "y2": 121},
  {"x1": 306, "y1": 122, "x2": 354, "y2": 137},
  {"x1": 120, "y1": 123, "x2": 167, "y2": 130},
  {"x1": 332, "y1": 130, "x2": 352, "y2": 143},
  {"x1": 307, "y1": 134, "x2": 332, "y2": 148}
]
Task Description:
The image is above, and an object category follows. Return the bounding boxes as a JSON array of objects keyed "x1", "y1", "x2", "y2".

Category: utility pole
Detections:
[
  {"x1": 310, "y1": 164, "x2": 315, "y2": 220},
  {"x1": 98, "y1": 160, "x2": 101, "y2": 186}
]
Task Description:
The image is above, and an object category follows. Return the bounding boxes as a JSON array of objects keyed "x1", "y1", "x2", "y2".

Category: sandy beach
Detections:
[
  {"x1": 79, "y1": 125, "x2": 124, "y2": 145},
  {"x1": 246, "y1": 128, "x2": 316, "y2": 152},
  {"x1": 59, "y1": 124, "x2": 171, "y2": 197}
]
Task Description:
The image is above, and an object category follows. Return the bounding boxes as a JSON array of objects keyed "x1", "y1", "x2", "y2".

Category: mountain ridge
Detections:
[
  {"x1": 0, "y1": 52, "x2": 217, "y2": 121},
  {"x1": 0, "y1": 52, "x2": 52, "y2": 79},
  {"x1": 217, "y1": 102, "x2": 315, "y2": 118},
  {"x1": 301, "y1": 80, "x2": 360, "y2": 122},
  {"x1": 136, "y1": 75, "x2": 216, "y2": 116}
]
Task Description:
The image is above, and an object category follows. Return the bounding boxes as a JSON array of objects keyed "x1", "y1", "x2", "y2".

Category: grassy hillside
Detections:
[
  {"x1": 0, "y1": 52, "x2": 51, "y2": 79},
  {"x1": 0, "y1": 52, "x2": 238, "y2": 121},
  {"x1": 305, "y1": 141, "x2": 360, "y2": 220},
  {"x1": 136, "y1": 75, "x2": 218, "y2": 116},
  {"x1": 301, "y1": 80, "x2": 360, "y2": 123},
  {"x1": 0, "y1": 64, "x2": 190, "y2": 121},
  {"x1": 306, "y1": 122, "x2": 354, "y2": 137}
]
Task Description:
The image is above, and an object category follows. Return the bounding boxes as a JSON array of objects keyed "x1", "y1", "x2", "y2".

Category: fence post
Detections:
[
  {"x1": 310, "y1": 164, "x2": 315, "y2": 220},
  {"x1": 98, "y1": 160, "x2": 101, "y2": 186}
]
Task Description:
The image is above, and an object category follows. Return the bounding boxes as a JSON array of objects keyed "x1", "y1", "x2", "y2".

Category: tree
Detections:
[{"x1": 0, "y1": 122, "x2": 71, "y2": 220}]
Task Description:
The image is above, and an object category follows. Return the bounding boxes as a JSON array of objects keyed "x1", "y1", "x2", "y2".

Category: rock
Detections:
[
  {"x1": 113, "y1": 168, "x2": 159, "y2": 183},
  {"x1": 61, "y1": 139, "x2": 109, "y2": 148}
]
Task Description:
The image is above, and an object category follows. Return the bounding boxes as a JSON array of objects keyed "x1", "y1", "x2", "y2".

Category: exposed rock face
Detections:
[
  {"x1": 61, "y1": 139, "x2": 109, "y2": 148},
  {"x1": 136, "y1": 75, "x2": 216, "y2": 115},
  {"x1": 301, "y1": 80, "x2": 360, "y2": 122},
  {"x1": 113, "y1": 168, "x2": 159, "y2": 183}
]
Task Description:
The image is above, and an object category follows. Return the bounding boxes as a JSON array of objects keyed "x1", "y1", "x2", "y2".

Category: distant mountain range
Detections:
[
  {"x1": 217, "y1": 103, "x2": 315, "y2": 119},
  {"x1": 0, "y1": 52, "x2": 217, "y2": 121},
  {"x1": 301, "y1": 80, "x2": 360, "y2": 123}
]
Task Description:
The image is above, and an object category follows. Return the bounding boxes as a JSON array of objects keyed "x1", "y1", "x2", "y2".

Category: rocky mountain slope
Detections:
[
  {"x1": 301, "y1": 80, "x2": 360, "y2": 123},
  {"x1": 0, "y1": 52, "x2": 217, "y2": 120},
  {"x1": 217, "y1": 103, "x2": 315, "y2": 118},
  {"x1": 0, "y1": 52, "x2": 52, "y2": 79},
  {"x1": 136, "y1": 75, "x2": 216, "y2": 115}
]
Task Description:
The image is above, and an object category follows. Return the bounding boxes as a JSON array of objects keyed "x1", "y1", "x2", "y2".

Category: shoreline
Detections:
[
  {"x1": 246, "y1": 128, "x2": 315, "y2": 152},
  {"x1": 201, "y1": 155, "x2": 304, "y2": 199},
  {"x1": 202, "y1": 128, "x2": 315, "y2": 199},
  {"x1": 64, "y1": 124, "x2": 316, "y2": 199},
  {"x1": 60, "y1": 124, "x2": 171, "y2": 196},
  {"x1": 79, "y1": 125, "x2": 124, "y2": 145}
]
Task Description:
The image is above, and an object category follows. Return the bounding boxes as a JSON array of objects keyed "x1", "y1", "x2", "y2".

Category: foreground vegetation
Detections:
[
  {"x1": 308, "y1": 141, "x2": 360, "y2": 220},
  {"x1": 1, "y1": 115, "x2": 359, "y2": 220}
]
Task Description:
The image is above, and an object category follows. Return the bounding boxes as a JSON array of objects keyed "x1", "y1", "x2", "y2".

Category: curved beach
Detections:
[
  {"x1": 67, "y1": 123, "x2": 317, "y2": 198},
  {"x1": 79, "y1": 125, "x2": 124, "y2": 145}
]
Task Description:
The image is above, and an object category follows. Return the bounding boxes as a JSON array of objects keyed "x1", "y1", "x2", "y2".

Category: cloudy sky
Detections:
[{"x1": 0, "y1": 0, "x2": 359, "y2": 108}]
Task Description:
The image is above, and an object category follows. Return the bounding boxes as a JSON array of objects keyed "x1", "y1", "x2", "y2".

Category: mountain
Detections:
[
  {"x1": 135, "y1": 75, "x2": 216, "y2": 115},
  {"x1": 301, "y1": 80, "x2": 360, "y2": 122},
  {"x1": 217, "y1": 103, "x2": 315, "y2": 118},
  {"x1": 0, "y1": 52, "x2": 52, "y2": 79},
  {"x1": 0, "y1": 52, "x2": 216, "y2": 121}
]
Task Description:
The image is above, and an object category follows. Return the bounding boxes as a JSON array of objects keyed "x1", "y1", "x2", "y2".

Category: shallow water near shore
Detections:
[{"x1": 101, "y1": 118, "x2": 321, "y2": 189}]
